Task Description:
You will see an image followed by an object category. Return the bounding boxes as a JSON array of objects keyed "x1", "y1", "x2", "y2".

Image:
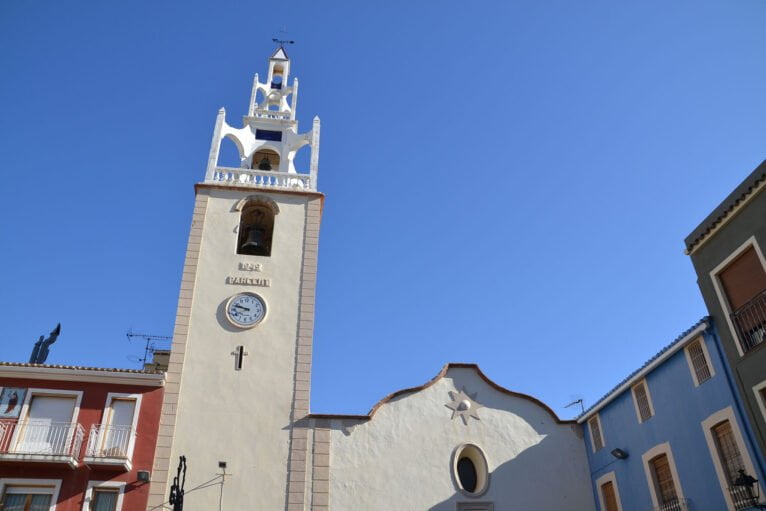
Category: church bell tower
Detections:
[{"x1": 147, "y1": 45, "x2": 322, "y2": 510}]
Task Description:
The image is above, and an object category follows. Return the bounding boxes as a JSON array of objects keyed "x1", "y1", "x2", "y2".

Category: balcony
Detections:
[
  {"x1": 0, "y1": 420, "x2": 84, "y2": 469},
  {"x1": 84, "y1": 424, "x2": 136, "y2": 471},
  {"x1": 731, "y1": 289, "x2": 766, "y2": 353},
  {"x1": 653, "y1": 498, "x2": 690, "y2": 511},
  {"x1": 210, "y1": 167, "x2": 313, "y2": 191},
  {"x1": 729, "y1": 483, "x2": 765, "y2": 510}
]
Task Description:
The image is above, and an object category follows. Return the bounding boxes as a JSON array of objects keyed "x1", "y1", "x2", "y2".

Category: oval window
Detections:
[{"x1": 452, "y1": 444, "x2": 489, "y2": 496}]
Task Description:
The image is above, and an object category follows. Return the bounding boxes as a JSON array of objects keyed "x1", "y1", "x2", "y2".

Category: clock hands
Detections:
[{"x1": 234, "y1": 304, "x2": 251, "y2": 312}]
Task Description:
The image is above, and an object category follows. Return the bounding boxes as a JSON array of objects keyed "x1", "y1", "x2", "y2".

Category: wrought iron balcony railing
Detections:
[
  {"x1": 0, "y1": 419, "x2": 84, "y2": 462},
  {"x1": 731, "y1": 289, "x2": 766, "y2": 353},
  {"x1": 653, "y1": 498, "x2": 690, "y2": 511},
  {"x1": 85, "y1": 423, "x2": 135, "y2": 458}
]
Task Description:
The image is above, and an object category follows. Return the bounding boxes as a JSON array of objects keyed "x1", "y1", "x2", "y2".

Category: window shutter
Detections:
[
  {"x1": 687, "y1": 340, "x2": 712, "y2": 384},
  {"x1": 633, "y1": 381, "x2": 653, "y2": 422},
  {"x1": 601, "y1": 481, "x2": 619, "y2": 511},
  {"x1": 719, "y1": 247, "x2": 766, "y2": 311},
  {"x1": 589, "y1": 416, "x2": 604, "y2": 450},
  {"x1": 651, "y1": 454, "x2": 678, "y2": 504},
  {"x1": 712, "y1": 421, "x2": 745, "y2": 484}
]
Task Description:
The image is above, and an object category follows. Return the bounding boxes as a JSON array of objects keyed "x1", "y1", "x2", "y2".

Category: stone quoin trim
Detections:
[
  {"x1": 286, "y1": 196, "x2": 323, "y2": 510},
  {"x1": 311, "y1": 426, "x2": 331, "y2": 510},
  {"x1": 146, "y1": 192, "x2": 209, "y2": 510}
]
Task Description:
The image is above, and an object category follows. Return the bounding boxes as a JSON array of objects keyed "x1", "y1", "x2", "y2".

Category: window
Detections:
[
  {"x1": 90, "y1": 489, "x2": 119, "y2": 511},
  {"x1": 712, "y1": 421, "x2": 745, "y2": 484},
  {"x1": 601, "y1": 482, "x2": 619, "y2": 511},
  {"x1": 642, "y1": 443, "x2": 684, "y2": 511},
  {"x1": 99, "y1": 394, "x2": 139, "y2": 458},
  {"x1": 82, "y1": 481, "x2": 125, "y2": 511},
  {"x1": 0, "y1": 479, "x2": 60, "y2": 511},
  {"x1": 755, "y1": 381, "x2": 766, "y2": 424},
  {"x1": 588, "y1": 415, "x2": 604, "y2": 451},
  {"x1": 632, "y1": 380, "x2": 654, "y2": 423},
  {"x1": 237, "y1": 200, "x2": 276, "y2": 257},
  {"x1": 718, "y1": 246, "x2": 766, "y2": 311},
  {"x1": 254, "y1": 130, "x2": 283, "y2": 142},
  {"x1": 650, "y1": 454, "x2": 678, "y2": 507},
  {"x1": 702, "y1": 407, "x2": 760, "y2": 511},
  {"x1": 596, "y1": 472, "x2": 623, "y2": 511},
  {"x1": 685, "y1": 338, "x2": 714, "y2": 386},
  {"x1": 12, "y1": 390, "x2": 82, "y2": 456},
  {"x1": 452, "y1": 444, "x2": 489, "y2": 497},
  {"x1": 713, "y1": 241, "x2": 766, "y2": 354}
]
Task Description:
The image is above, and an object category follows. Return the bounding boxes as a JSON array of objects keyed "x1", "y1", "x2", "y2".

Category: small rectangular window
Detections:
[
  {"x1": 687, "y1": 339, "x2": 712, "y2": 385},
  {"x1": 589, "y1": 415, "x2": 604, "y2": 451},
  {"x1": 255, "y1": 129, "x2": 283, "y2": 142},
  {"x1": 632, "y1": 381, "x2": 654, "y2": 423},
  {"x1": 91, "y1": 488, "x2": 120, "y2": 511}
]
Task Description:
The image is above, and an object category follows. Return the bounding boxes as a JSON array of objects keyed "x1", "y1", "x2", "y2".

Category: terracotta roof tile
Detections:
[{"x1": 0, "y1": 361, "x2": 163, "y2": 375}]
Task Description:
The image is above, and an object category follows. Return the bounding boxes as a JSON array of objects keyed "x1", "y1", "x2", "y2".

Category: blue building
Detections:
[{"x1": 580, "y1": 318, "x2": 766, "y2": 511}]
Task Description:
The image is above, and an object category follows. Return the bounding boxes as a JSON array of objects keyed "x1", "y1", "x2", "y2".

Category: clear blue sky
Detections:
[{"x1": 1, "y1": 1, "x2": 765, "y2": 419}]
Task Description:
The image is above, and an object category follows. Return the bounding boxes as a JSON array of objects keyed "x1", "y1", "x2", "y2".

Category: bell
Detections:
[
  {"x1": 241, "y1": 227, "x2": 268, "y2": 255},
  {"x1": 258, "y1": 157, "x2": 272, "y2": 171}
]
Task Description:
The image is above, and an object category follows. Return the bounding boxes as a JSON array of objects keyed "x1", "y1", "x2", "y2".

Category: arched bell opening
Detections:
[
  {"x1": 292, "y1": 144, "x2": 311, "y2": 174},
  {"x1": 237, "y1": 202, "x2": 275, "y2": 257},
  {"x1": 218, "y1": 135, "x2": 244, "y2": 168},
  {"x1": 271, "y1": 64, "x2": 285, "y2": 89},
  {"x1": 251, "y1": 149, "x2": 280, "y2": 171}
]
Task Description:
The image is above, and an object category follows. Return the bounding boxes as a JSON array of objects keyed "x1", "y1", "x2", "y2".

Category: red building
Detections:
[{"x1": 0, "y1": 362, "x2": 164, "y2": 511}]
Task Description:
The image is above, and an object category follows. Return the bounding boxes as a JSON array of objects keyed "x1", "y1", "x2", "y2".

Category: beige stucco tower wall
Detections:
[{"x1": 147, "y1": 46, "x2": 321, "y2": 510}]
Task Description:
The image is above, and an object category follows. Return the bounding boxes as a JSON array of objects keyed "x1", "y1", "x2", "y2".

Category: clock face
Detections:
[{"x1": 226, "y1": 293, "x2": 266, "y2": 328}]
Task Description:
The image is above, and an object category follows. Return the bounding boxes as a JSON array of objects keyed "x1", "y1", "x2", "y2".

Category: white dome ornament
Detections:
[{"x1": 445, "y1": 387, "x2": 483, "y2": 425}]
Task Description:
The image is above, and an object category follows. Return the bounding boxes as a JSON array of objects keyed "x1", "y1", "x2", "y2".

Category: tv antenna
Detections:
[
  {"x1": 564, "y1": 398, "x2": 585, "y2": 415},
  {"x1": 126, "y1": 328, "x2": 172, "y2": 368}
]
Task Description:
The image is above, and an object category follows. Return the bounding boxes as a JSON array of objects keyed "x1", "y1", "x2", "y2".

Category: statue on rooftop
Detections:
[{"x1": 29, "y1": 323, "x2": 61, "y2": 364}]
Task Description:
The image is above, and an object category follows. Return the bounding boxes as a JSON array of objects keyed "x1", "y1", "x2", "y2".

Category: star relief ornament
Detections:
[{"x1": 445, "y1": 387, "x2": 483, "y2": 425}]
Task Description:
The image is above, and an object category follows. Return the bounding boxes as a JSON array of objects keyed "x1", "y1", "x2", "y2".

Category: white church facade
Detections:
[{"x1": 147, "y1": 47, "x2": 596, "y2": 511}]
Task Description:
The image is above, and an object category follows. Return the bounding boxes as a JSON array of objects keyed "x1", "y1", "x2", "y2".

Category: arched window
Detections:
[
  {"x1": 237, "y1": 200, "x2": 276, "y2": 256},
  {"x1": 251, "y1": 149, "x2": 280, "y2": 171}
]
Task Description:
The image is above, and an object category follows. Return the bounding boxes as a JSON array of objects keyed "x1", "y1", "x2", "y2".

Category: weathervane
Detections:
[{"x1": 272, "y1": 37, "x2": 295, "y2": 47}]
